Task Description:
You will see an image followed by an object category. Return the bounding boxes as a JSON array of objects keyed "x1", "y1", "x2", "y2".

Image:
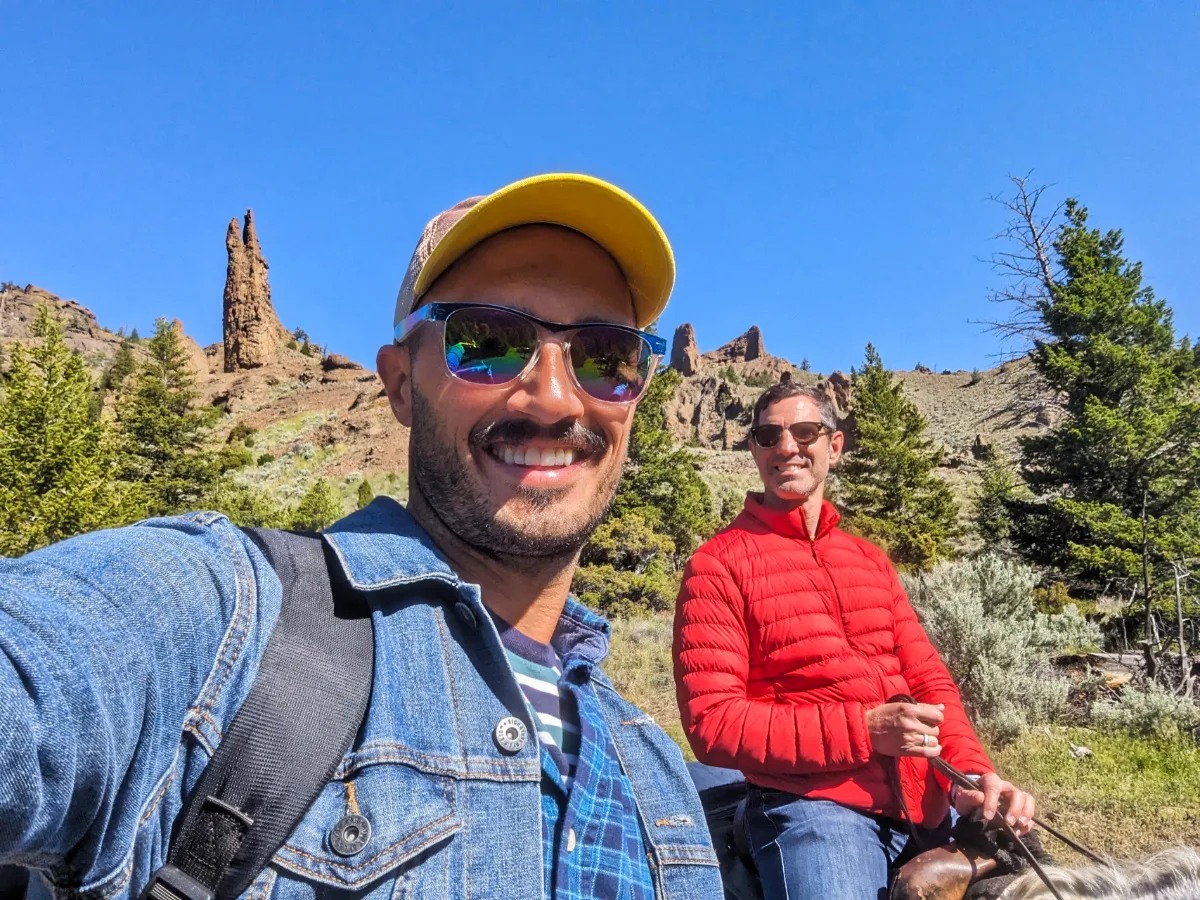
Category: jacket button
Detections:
[
  {"x1": 330, "y1": 814, "x2": 371, "y2": 856},
  {"x1": 454, "y1": 601, "x2": 477, "y2": 629},
  {"x1": 494, "y1": 716, "x2": 528, "y2": 754}
]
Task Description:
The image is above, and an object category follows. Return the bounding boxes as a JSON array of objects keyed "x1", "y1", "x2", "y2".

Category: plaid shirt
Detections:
[{"x1": 532, "y1": 599, "x2": 656, "y2": 900}]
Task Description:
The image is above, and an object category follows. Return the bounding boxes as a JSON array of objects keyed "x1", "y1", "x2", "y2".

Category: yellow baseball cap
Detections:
[{"x1": 394, "y1": 173, "x2": 675, "y2": 330}]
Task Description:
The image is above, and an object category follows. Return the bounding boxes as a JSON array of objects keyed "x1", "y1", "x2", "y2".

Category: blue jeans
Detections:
[{"x1": 741, "y1": 788, "x2": 954, "y2": 900}]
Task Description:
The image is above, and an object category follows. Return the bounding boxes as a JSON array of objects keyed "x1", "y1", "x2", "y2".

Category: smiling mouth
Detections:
[
  {"x1": 487, "y1": 444, "x2": 585, "y2": 468},
  {"x1": 775, "y1": 461, "x2": 809, "y2": 474}
]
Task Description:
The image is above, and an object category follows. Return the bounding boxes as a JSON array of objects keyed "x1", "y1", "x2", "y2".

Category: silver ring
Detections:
[{"x1": 922, "y1": 733, "x2": 930, "y2": 747}]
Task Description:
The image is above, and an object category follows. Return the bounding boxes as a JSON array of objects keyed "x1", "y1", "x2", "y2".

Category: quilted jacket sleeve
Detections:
[
  {"x1": 888, "y1": 565, "x2": 993, "y2": 778},
  {"x1": 673, "y1": 549, "x2": 874, "y2": 775}
]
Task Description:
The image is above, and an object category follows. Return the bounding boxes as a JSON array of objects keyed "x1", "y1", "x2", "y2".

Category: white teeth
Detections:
[{"x1": 492, "y1": 446, "x2": 579, "y2": 467}]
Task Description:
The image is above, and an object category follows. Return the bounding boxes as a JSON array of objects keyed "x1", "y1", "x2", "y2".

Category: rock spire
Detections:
[
  {"x1": 222, "y1": 209, "x2": 290, "y2": 372},
  {"x1": 670, "y1": 323, "x2": 701, "y2": 376}
]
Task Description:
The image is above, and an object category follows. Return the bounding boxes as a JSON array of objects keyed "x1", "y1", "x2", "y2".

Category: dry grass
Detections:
[
  {"x1": 606, "y1": 615, "x2": 693, "y2": 758},
  {"x1": 605, "y1": 614, "x2": 1200, "y2": 860}
]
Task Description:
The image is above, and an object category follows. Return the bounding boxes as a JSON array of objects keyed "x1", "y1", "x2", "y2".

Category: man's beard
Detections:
[{"x1": 409, "y1": 388, "x2": 622, "y2": 560}]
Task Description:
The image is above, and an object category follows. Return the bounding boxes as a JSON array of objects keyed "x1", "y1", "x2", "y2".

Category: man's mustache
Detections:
[{"x1": 470, "y1": 418, "x2": 609, "y2": 455}]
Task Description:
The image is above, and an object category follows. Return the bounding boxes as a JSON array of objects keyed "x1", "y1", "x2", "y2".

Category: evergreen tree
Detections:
[
  {"x1": 289, "y1": 479, "x2": 344, "y2": 530},
  {"x1": 357, "y1": 478, "x2": 374, "y2": 509},
  {"x1": 999, "y1": 197, "x2": 1200, "y2": 660},
  {"x1": 101, "y1": 339, "x2": 137, "y2": 393},
  {"x1": 115, "y1": 318, "x2": 223, "y2": 517},
  {"x1": 839, "y1": 344, "x2": 958, "y2": 570},
  {"x1": 0, "y1": 309, "x2": 129, "y2": 555},
  {"x1": 574, "y1": 367, "x2": 717, "y2": 613},
  {"x1": 975, "y1": 451, "x2": 1019, "y2": 545},
  {"x1": 607, "y1": 367, "x2": 716, "y2": 561}
]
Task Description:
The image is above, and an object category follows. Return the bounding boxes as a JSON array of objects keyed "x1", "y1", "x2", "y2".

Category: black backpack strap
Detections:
[{"x1": 141, "y1": 529, "x2": 374, "y2": 900}]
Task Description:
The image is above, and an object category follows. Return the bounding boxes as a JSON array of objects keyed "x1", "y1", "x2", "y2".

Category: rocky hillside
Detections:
[
  {"x1": 662, "y1": 321, "x2": 1049, "y2": 526},
  {"x1": 2, "y1": 212, "x2": 1049, "y2": 519}
]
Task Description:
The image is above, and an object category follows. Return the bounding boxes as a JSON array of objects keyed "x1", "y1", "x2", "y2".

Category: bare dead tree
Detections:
[
  {"x1": 981, "y1": 175, "x2": 1064, "y2": 421},
  {"x1": 985, "y1": 173, "x2": 1065, "y2": 343},
  {"x1": 1171, "y1": 560, "x2": 1196, "y2": 696}
]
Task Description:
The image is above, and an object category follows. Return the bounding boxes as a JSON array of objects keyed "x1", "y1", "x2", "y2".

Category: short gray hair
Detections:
[{"x1": 751, "y1": 382, "x2": 838, "y2": 431}]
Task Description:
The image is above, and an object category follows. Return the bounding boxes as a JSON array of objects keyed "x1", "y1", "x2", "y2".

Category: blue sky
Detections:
[{"x1": 3, "y1": 3, "x2": 1197, "y2": 373}]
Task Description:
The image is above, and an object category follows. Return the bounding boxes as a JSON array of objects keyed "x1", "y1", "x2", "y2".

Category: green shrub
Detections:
[
  {"x1": 743, "y1": 370, "x2": 775, "y2": 388},
  {"x1": 216, "y1": 445, "x2": 254, "y2": 471},
  {"x1": 289, "y1": 478, "x2": 344, "y2": 531},
  {"x1": 1092, "y1": 680, "x2": 1200, "y2": 740},
  {"x1": 226, "y1": 423, "x2": 257, "y2": 446},
  {"x1": 1033, "y1": 581, "x2": 1073, "y2": 615},
  {"x1": 256, "y1": 452, "x2": 275, "y2": 466},
  {"x1": 573, "y1": 564, "x2": 678, "y2": 619},
  {"x1": 357, "y1": 479, "x2": 374, "y2": 509},
  {"x1": 904, "y1": 554, "x2": 1102, "y2": 742}
]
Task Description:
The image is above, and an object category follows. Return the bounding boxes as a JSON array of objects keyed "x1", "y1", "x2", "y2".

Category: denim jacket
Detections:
[{"x1": 0, "y1": 498, "x2": 720, "y2": 900}]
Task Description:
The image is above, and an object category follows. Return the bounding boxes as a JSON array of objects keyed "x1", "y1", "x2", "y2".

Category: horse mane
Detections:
[{"x1": 998, "y1": 847, "x2": 1200, "y2": 900}]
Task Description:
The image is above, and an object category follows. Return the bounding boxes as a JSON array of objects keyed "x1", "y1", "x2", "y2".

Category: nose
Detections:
[
  {"x1": 774, "y1": 429, "x2": 803, "y2": 456},
  {"x1": 507, "y1": 341, "x2": 587, "y2": 425}
]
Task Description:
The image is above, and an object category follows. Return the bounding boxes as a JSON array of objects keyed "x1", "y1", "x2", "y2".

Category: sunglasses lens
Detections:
[
  {"x1": 443, "y1": 308, "x2": 537, "y2": 385},
  {"x1": 792, "y1": 424, "x2": 822, "y2": 444},
  {"x1": 570, "y1": 326, "x2": 653, "y2": 402},
  {"x1": 754, "y1": 425, "x2": 784, "y2": 448}
]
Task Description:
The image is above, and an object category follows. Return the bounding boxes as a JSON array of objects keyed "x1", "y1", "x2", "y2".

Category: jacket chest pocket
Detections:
[{"x1": 261, "y1": 760, "x2": 461, "y2": 900}]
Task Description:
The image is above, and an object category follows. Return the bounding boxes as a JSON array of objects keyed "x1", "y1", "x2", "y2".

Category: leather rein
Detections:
[{"x1": 887, "y1": 695, "x2": 1106, "y2": 900}]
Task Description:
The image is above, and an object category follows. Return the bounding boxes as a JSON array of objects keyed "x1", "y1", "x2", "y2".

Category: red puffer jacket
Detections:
[{"x1": 674, "y1": 495, "x2": 992, "y2": 826}]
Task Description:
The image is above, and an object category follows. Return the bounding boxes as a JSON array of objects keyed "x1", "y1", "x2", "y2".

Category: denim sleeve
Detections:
[{"x1": 0, "y1": 512, "x2": 277, "y2": 874}]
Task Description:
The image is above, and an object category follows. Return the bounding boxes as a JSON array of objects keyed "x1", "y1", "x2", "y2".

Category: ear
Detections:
[
  {"x1": 376, "y1": 343, "x2": 414, "y2": 428},
  {"x1": 827, "y1": 429, "x2": 845, "y2": 465}
]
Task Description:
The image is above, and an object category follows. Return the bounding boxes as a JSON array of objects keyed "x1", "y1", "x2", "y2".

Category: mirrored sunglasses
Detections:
[{"x1": 394, "y1": 303, "x2": 667, "y2": 404}]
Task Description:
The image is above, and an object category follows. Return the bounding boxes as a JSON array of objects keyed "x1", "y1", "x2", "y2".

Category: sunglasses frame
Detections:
[
  {"x1": 393, "y1": 302, "x2": 668, "y2": 404},
  {"x1": 750, "y1": 421, "x2": 833, "y2": 449}
]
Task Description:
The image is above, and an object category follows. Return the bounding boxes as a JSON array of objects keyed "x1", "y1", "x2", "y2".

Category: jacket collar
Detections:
[
  {"x1": 323, "y1": 497, "x2": 611, "y2": 667},
  {"x1": 740, "y1": 492, "x2": 841, "y2": 541},
  {"x1": 323, "y1": 496, "x2": 460, "y2": 591}
]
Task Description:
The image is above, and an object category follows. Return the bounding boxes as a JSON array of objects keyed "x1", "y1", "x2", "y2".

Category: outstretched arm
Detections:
[{"x1": 0, "y1": 514, "x2": 272, "y2": 870}]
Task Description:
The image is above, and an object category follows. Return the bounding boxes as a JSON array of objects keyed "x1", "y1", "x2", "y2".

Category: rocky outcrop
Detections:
[
  {"x1": 821, "y1": 370, "x2": 852, "y2": 417},
  {"x1": 172, "y1": 319, "x2": 211, "y2": 378},
  {"x1": 708, "y1": 325, "x2": 765, "y2": 363},
  {"x1": 322, "y1": 352, "x2": 360, "y2": 372},
  {"x1": 223, "y1": 210, "x2": 290, "y2": 372},
  {"x1": 670, "y1": 323, "x2": 700, "y2": 376}
]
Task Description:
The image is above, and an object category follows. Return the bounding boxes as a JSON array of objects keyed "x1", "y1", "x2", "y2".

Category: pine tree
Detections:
[
  {"x1": 975, "y1": 451, "x2": 1019, "y2": 545},
  {"x1": 289, "y1": 479, "x2": 345, "y2": 531},
  {"x1": 839, "y1": 344, "x2": 958, "y2": 570},
  {"x1": 574, "y1": 367, "x2": 717, "y2": 613},
  {"x1": 115, "y1": 318, "x2": 223, "y2": 517},
  {"x1": 607, "y1": 367, "x2": 716, "y2": 560},
  {"x1": 101, "y1": 339, "x2": 137, "y2": 393},
  {"x1": 998, "y1": 195, "x2": 1200, "y2": 664},
  {"x1": 0, "y1": 309, "x2": 130, "y2": 555}
]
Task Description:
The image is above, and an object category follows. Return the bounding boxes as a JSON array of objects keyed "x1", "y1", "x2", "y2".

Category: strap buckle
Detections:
[{"x1": 139, "y1": 865, "x2": 214, "y2": 900}]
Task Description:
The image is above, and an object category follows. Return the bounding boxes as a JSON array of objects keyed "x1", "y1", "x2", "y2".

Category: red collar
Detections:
[{"x1": 741, "y1": 494, "x2": 841, "y2": 541}]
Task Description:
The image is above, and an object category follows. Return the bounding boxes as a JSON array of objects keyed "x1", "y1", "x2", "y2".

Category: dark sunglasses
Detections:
[
  {"x1": 750, "y1": 421, "x2": 832, "y2": 449},
  {"x1": 393, "y1": 303, "x2": 667, "y2": 404}
]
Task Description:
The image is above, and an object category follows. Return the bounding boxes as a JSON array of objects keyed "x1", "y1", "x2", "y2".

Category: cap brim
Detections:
[{"x1": 412, "y1": 173, "x2": 674, "y2": 329}]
